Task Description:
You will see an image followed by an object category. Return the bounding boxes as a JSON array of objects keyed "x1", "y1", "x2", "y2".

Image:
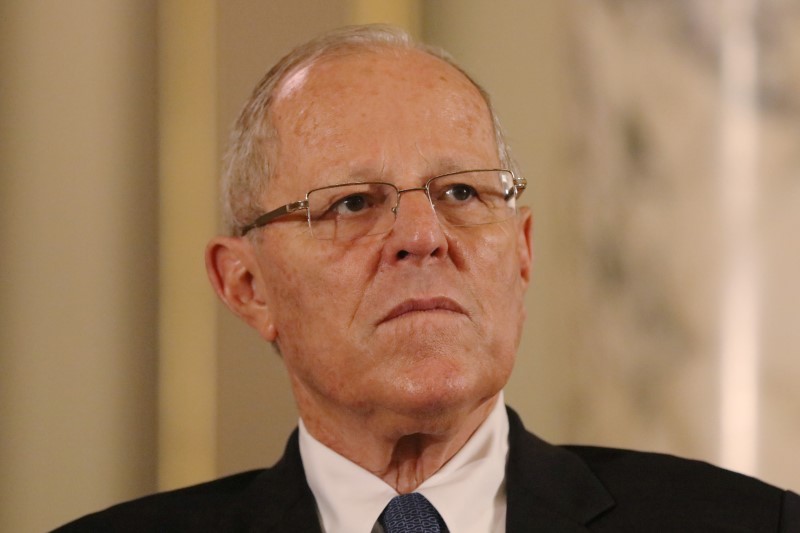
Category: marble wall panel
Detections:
[{"x1": 567, "y1": 0, "x2": 799, "y2": 489}]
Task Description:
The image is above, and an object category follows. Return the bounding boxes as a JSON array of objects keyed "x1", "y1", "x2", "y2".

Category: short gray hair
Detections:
[{"x1": 221, "y1": 24, "x2": 518, "y2": 236}]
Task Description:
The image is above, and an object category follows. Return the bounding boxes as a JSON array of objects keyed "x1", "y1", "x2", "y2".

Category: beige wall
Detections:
[
  {"x1": 0, "y1": 1, "x2": 158, "y2": 531},
  {"x1": 2, "y1": 1, "x2": 797, "y2": 531}
]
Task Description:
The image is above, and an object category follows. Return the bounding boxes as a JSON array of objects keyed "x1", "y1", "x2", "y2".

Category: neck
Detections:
[{"x1": 297, "y1": 390, "x2": 500, "y2": 493}]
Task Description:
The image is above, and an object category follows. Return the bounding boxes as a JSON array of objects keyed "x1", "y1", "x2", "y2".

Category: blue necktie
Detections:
[{"x1": 379, "y1": 492, "x2": 448, "y2": 533}]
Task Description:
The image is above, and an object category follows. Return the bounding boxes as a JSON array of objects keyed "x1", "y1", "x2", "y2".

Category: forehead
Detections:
[
  {"x1": 274, "y1": 47, "x2": 487, "y2": 118},
  {"x1": 268, "y1": 47, "x2": 498, "y2": 190}
]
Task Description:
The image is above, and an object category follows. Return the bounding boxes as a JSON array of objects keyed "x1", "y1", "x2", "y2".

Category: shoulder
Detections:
[
  {"x1": 563, "y1": 445, "x2": 799, "y2": 531},
  {"x1": 567, "y1": 443, "x2": 774, "y2": 492},
  {"x1": 567, "y1": 443, "x2": 778, "y2": 498},
  {"x1": 54, "y1": 430, "x2": 316, "y2": 532},
  {"x1": 505, "y1": 406, "x2": 799, "y2": 531},
  {"x1": 54, "y1": 470, "x2": 266, "y2": 532}
]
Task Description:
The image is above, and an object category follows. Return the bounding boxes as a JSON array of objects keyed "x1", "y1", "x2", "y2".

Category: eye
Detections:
[
  {"x1": 443, "y1": 183, "x2": 477, "y2": 202},
  {"x1": 333, "y1": 193, "x2": 368, "y2": 214}
]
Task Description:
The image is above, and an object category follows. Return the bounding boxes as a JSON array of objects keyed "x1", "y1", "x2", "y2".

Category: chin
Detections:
[{"x1": 384, "y1": 366, "x2": 505, "y2": 425}]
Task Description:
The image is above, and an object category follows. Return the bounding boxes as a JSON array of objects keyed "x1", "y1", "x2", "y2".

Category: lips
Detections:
[{"x1": 379, "y1": 297, "x2": 468, "y2": 324}]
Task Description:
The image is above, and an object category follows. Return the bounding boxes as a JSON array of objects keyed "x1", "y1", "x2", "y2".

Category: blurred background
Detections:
[{"x1": 1, "y1": 1, "x2": 798, "y2": 530}]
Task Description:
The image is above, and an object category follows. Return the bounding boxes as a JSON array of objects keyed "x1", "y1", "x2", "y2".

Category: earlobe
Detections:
[
  {"x1": 517, "y1": 207, "x2": 533, "y2": 288},
  {"x1": 205, "y1": 236, "x2": 278, "y2": 342}
]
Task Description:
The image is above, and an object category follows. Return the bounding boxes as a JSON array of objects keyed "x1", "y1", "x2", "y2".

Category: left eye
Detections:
[{"x1": 443, "y1": 184, "x2": 477, "y2": 202}]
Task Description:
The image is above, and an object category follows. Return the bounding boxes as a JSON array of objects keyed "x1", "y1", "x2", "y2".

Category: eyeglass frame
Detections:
[{"x1": 238, "y1": 168, "x2": 527, "y2": 238}]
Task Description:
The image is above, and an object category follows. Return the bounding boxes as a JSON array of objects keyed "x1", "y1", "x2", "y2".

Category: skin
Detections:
[{"x1": 206, "y1": 47, "x2": 533, "y2": 493}]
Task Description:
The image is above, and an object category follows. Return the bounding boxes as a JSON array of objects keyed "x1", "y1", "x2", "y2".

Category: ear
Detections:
[
  {"x1": 205, "y1": 236, "x2": 277, "y2": 342},
  {"x1": 516, "y1": 206, "x2": 533, "y2": 288}
]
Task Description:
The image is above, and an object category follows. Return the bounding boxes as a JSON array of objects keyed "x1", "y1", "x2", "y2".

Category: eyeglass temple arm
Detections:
[{"x1": 239, "y1": 200, "x2": 308, "y2": 236}]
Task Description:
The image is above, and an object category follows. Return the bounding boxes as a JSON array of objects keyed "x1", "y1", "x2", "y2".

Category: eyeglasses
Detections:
[{"x1": 239, "y1": 169, "x2": 526, "y2": 241}]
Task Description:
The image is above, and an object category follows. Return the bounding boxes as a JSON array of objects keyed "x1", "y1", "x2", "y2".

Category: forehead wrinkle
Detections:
[{"x1": 414, "y1": 142, "x2": 431, "y2": 169}]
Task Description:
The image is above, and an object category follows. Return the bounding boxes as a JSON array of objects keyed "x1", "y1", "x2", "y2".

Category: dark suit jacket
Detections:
[{"x1": 56, "y1": 408, "x2": 799, "y2": 532}]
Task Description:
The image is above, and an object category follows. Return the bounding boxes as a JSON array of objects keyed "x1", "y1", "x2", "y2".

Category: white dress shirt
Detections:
[{"x1": 299, "y1": 392, "x2": 509, "y2": 533}]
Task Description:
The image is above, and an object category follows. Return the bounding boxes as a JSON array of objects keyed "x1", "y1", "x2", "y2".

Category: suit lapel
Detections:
[{"x1": 505, "y1": 407, "x2": 615, "y2": 532}]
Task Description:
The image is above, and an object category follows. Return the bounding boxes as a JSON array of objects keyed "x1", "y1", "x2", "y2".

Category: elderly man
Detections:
[{"x1": 59, "y1": 25, "x2": 797, "y2": 533}]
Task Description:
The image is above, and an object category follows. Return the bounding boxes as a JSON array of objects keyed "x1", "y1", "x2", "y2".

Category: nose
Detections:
[{"x1": 384, "y1": 187, "x2": 448, "y2": 262}]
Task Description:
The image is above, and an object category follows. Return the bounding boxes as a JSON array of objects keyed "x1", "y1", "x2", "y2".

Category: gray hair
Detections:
[{"x1": 221, "y1": 24, "x2": 518, "y2": 236}]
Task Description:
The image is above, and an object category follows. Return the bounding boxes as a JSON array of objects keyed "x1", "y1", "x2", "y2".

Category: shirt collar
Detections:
[{"x1": 299, "y1": 392, "x2": 509, "y2": 533}]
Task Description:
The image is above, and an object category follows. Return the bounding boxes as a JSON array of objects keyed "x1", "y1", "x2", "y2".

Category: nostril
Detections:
[{"x1": 396, "y1": 250, "x2": 409, "y2": 260}]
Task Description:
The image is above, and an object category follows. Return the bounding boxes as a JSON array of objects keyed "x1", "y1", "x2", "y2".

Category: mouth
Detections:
[{"x1": 379, "y1": 297, "x2": 468, "y2": 325}]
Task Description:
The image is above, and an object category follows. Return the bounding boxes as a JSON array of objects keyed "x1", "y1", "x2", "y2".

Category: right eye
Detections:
[
  {"x1": 309, "y1": 184, "x2": 393, "y2": 223},
  {"x1": 332, "y1": 194, "x2": 368, "y2": 214}
]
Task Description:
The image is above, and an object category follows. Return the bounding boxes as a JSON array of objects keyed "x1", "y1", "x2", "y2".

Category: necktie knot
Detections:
[{"x1": 379, "y1": 492, "x2": 447, "y2": 533}]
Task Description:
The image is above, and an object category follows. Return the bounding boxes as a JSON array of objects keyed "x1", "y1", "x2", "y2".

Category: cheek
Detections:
[
  {"x1": 455, "y1": 226, "x2": 527, "y2": 346},
  {"x1": 456, "y1": 225, "x2": 522, "y2": 290},
  {"x1": 261, "y1": 239, "x2": 376, "y2": 345}
]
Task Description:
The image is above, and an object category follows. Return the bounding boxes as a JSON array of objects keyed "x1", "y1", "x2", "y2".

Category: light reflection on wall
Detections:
[{"x1": 717, "y1": 0, "x2": 760, "y2": 477}]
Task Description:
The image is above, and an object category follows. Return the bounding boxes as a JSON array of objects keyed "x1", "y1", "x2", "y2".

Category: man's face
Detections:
[{"x1": 248, "y1": 49, "x2": 532, "y2": 427}]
